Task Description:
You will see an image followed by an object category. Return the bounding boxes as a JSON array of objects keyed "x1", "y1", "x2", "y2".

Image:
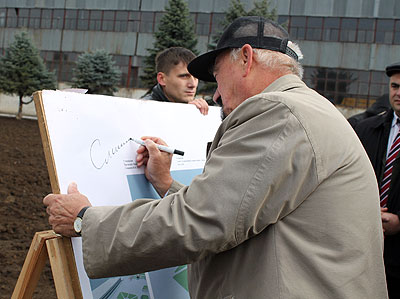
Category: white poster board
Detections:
[{"x1": 35, "y1": 90, "x2": 221, "y2": 299}]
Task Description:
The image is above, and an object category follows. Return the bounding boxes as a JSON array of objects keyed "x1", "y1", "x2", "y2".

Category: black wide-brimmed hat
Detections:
[
  {"x1": 386, "y1": 62, "x2": 400, "y2": 77},
  {"x1": 188, "y1": 16, "x2": 298, "y2": 82}
]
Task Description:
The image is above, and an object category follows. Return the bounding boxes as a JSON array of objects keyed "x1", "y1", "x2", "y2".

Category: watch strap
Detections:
[{"x1": 77, "y1": 206, "x2": 90, "y2": 219}]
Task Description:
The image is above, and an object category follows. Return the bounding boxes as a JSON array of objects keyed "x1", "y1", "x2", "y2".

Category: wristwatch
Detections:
[{"x1": 73, "y1": 206, "x2": 90, "y2": 236}]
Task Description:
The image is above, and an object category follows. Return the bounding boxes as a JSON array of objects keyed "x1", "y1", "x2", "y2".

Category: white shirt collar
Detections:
[{"x1": 391, "y1": 112, "x2": 400, "y2": 129}]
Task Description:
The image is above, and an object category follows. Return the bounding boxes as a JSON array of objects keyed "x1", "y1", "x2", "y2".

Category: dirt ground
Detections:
[{"x1": 0, "y1": 115, "x2": 56, "y2": 298}]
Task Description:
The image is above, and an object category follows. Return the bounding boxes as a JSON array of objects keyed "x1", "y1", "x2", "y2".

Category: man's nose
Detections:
[
  {"x1": 213, "y1": 89, "x2": 221, "y2": 104},
  {"x1": 188, "y1": 76, "x2": 197, "y2": 87}
]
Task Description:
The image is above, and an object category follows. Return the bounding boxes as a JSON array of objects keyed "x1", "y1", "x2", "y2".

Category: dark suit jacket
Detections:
[{"x1": 354, "y1": 109, "x2": 400, "y2": 277}]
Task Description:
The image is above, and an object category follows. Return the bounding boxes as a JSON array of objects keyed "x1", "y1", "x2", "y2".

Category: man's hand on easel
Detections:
[{"x1": 43, "y1": 182, "x2": 92, "y2": 237}]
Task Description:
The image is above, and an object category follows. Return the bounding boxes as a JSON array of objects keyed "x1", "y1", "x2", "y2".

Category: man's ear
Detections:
[
  {"x1": 157, "y1": 72, "x2": 166, "y2": 86},
  {"x1": 240, "y1": 44, "x2": 253, "y2": 77}
]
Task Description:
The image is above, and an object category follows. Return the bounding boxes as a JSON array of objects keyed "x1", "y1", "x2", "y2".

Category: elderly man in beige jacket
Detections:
[{"x1": 44, "y1": 16, "x2": 387, "y2": 298}]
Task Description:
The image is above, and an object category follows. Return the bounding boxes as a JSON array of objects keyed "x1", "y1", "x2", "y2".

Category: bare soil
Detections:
[{"x1": 0, "y1": 116, "x2": 56, "y2": 298}]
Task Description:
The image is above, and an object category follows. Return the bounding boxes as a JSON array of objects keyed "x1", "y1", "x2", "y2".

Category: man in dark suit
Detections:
[{"x1": 354, "y1": 61, "x2": 400, "y2": 298}]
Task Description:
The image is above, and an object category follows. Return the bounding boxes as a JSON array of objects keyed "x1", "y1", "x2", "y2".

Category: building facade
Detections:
[{"x1": 0, "y1": 0, "x2": 399, "y2": 107}]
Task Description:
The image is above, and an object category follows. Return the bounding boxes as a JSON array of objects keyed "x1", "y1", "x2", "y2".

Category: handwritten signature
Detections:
[{"x1": 90, "y1": 138, "x2": 133, "y2": 169}]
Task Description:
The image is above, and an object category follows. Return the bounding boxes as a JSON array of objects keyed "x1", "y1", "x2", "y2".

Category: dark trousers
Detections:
[{"x1": 387, "y1": 268, "x2": 400, "y2": 299}]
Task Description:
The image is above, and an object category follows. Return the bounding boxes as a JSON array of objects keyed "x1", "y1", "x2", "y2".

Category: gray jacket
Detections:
[{"x1": 83, "y1": 75, "x2": 387, "y2": 298}]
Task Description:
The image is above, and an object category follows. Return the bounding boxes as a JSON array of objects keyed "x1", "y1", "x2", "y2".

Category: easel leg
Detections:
[
  {"x1": 11, "y1": 230, "x2": 55, "y2": 298},
  {"x1": 47, "y1": 236, "x2": 82, "y2": 298},
  {"x1": 11, "y1": 230, "x2": 82, "y2": 299}
]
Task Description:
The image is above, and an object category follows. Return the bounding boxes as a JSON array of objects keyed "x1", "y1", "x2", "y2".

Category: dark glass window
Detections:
[
  {"x1": 41, "y1": 9, "x2": 52, "y2": 29},
  {"x1": 289, "y1": 16, "x2": 306, "y2": 40},
  {"x1": 140, "y1": 12, "x2": 154, "y2": 33},
  {"x1": 376, "y1": 19, "x2": 394, "y2": 44},
  {"x1": 29, "y1": 8, "x2": 40, "y2": 26},
  {"x1": 211, "y1": 13, "x2": 224, "y2": 35},
  {"x1": 77, "y1": 10, "x2": 89, "y2": 30},
  {"x1": 306, "y1": 17, "x2": 322, "y2": 40},
  {"x1": 102, "y1": 11, "x2": 114, "y2": 31},
  {"x1": 17, "y1": 8, "x2": 29, "y2": 28},
  {"x1": 357, "y1": 19, "x2": 374, "y2": 43},
  {"x1": 52, "y1": 9, "x2": 64, "y2": 29},
  {"x1": 7, "y1": 8, "x2": 17, "y2": 27},
  {"x1": 323, "y1": 18, "x2": 339, "y2": 41},
  {"x1": 395, "y1": 20, "x2": 400, "y2": 44},
  {"x1": 340, "y1": 18, "x2": 357, "y2": 42},
  {"x1": 89, "y1": 10, "x2": 102, "y2": 31},
  {"x1": 115, "y1": 11, "x2": 128, "y2": 32},
  {"x1": 65, "y1": 10, "x2": 77, "y2": 30},
  {"x1": 0, "y1": 8, "x2": 6, "y2": 27},
  {"x1": 194, "y1": 13, "x2": 210, "y2": 36},
  {"x1": 128, "y1": 11, "x2": 140, "y2": 32},
  {"x1": 129, "y1": 66, "x2": 140, "y2": 88}
]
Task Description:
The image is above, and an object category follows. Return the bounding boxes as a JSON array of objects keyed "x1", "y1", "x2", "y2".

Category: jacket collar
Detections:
[
  {"x1": 371, "y1": 109, "x2": 393, "y2": 129},
  {"x1": 264, "y1": 74, "x2": 306, "y2": 94},
  {"x1": 151, "y1": 84, "x2": 170, "y2": 102}
]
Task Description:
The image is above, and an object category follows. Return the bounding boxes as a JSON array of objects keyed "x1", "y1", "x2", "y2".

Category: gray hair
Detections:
[{"x1": 230, "y1": 42, "x2": 304, "y2": 78}]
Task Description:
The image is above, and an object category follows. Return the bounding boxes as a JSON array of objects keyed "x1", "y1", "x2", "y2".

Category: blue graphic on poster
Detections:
[{"x1": 89, "y1": 169, "x2": 202, "y2": 299}]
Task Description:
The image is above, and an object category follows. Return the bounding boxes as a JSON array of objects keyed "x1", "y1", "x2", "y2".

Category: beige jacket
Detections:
[{"x1": 83, "y1": 75, "x2": 387, "y2": 298}]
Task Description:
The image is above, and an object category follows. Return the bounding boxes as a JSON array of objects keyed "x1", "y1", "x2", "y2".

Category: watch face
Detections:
[{"x1": 74, "y1": 217, "x2": 82, "y2": 234}]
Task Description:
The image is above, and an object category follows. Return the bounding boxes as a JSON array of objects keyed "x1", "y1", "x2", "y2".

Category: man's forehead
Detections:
[
  {"x1": 168, "y1": 61, "x2": 189, "y2": 73},
  {"x1": 390, "y1": 73, "x2": 400, "y2": 83}
]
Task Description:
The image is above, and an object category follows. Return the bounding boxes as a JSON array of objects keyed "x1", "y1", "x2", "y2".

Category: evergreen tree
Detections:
[
  {"x1": 72, "y1": 49, "x2": 121, "y2": 96},
  {"x1": 200, "y1": 0, "x2": 279, "y2": 96},
  {"x1": 140, "y1": 0, "x2": 198, "y2": 90},
  {"x1": 0, "y1": 32, "x2": 56, "y2": 119}
]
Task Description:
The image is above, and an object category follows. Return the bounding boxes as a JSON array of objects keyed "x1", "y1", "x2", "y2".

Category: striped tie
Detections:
[{"x1": 380, "y1": 124, "x2": 400, "y2": 207}]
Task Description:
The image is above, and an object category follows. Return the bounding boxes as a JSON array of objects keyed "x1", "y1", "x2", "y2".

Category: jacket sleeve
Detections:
[{"x1": 82, "y1": 98, "x2": 318, "y2": 278}]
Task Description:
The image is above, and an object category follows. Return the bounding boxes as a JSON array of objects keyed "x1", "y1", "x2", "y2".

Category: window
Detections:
[
  {"x1": 340, "y1": 18, "x2": 357, "y2": 42},
  {"x1": 306, "y1": 17, "x2": 322, "y2": 40},
  {"x1": 310, "y1": 67, "x2": 358, "y2": 105},
  {"x1": 102, "y1": 11, "x2": 114, "y2": 31},
  {"x1": 59, "y1": 52, "x2": 78, "y2": 82},
  {"x1": 77, "y1": 10, "x2": 89, "y2": 30},
  {"x1": 194, "y1": 13, "x2": 211, "y2": 36},
  {"x1": 289, "y1": 16, "x2": 306, "y2": 40},
  {"x1": 89, "y1": 10, "x2": 102, "y2": 31},
  {"x1": 115, "y1": 11, "x2": 128, "y2": 32},
  {"x1": 52, "y1": 9, "x2": 64, "y2": 29},
  {"x1": 395, "y1": 20, "x2": 400, "y2": 44},
  {"x1": 369, "y1": 71, "x2": 387, "y2": 96},
  {"x1": 0, "y1": 9, "x2": 6, "y2": 27},
  {"x1": 65, "y1": 10, "x2": 77, "y2": 30},
  {"x1": 357, "y1": 19, "x2": 374, "y2": 43},
  {"x1": 323, "y1": 18, "x2": 340, "y2": 41},
  {"x1": 29, "y1": 9, "x2": 41, "y2": 28},
  {"x1": 16, "y1": 8, "x2": 29, "y2": 28},
  {"x1": 6, "y1": 8, "x2": 17, "y2": 27},
  {"x1": 376, "y1": 19, "x2": 394, "y2": 44},
  {"x1": 41, "y1": 9, "x2": 52, "y2": 29},
  {"x1": 211, "y1": 13, "x2": 224, "y2": 35},
  {"x1": 128, "y1": 11, "x2": 140, "y2": 32},
  {"x1": 140, "y1": 12, "x2": 154, "y2": 33}
]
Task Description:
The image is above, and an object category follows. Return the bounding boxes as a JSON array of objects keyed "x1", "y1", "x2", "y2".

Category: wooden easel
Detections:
[
  {"x1": 11, "y1": 231, "x2": 82, "y2": 298},
  {"x1": 12, "y1": 91, "x2": 83, "y2": 298}
]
